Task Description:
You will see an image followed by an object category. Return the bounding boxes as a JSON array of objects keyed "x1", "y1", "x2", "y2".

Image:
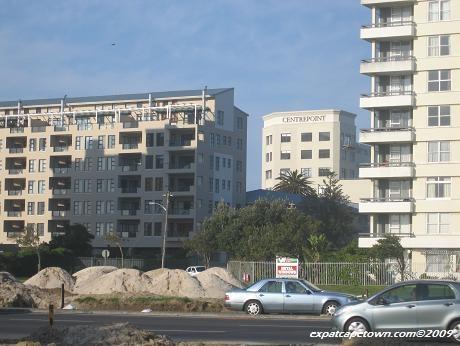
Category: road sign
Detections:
[
  {"x1": 275, "y1": 256, "x2": 299, "y2": 278},
  {"x1": 102, "y1": 249, "x2": 110, "y2": 259}
]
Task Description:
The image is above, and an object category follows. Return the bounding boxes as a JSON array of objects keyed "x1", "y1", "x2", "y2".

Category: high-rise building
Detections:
[
  {"x1": 0, "y1": 88, "x2": 247, "y2": 253},
  {"x1": 261, "y1": 109, "x2": 370, "y2": 200},
  {"x1": 358, "y1": 0, "x2": 459, "y2": 269}
]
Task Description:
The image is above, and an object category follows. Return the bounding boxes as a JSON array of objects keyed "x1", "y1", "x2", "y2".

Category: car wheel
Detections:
[
  {"x1": 344, "y1": 317, "x2": 370, "y2": 333},
  {"x1": 322, "y1": 301, "x2": 339, "y2": 316},
  {"x1": 449, "y1": 320, "x2": 460, "y2": 343},
  {"x1": 245, "y1": 300, "x2": 263, "y2": 316}
]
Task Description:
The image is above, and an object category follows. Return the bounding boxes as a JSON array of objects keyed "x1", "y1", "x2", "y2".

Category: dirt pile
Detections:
[
  {"x1": 24, "y1": 267, "x2": 75, "y2": 291},
  {"x1": 72, "y1": 266, "x2": 117, "y2": 294},
  {"x1": 22, "y1": 322, "x2": 173, "y2": 346},
  {"x1": 0, "y1": 272, "x2": 62, "y2": 309},
  {"x1": 143, "y1": 269, "x2": 206, "y2": 298},
  {"x1": 196, "y1": 267, "x2": 243, "y2": 298}
]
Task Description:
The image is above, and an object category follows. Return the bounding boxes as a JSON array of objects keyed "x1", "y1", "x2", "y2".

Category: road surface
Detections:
[{"x1": 0, "y1": 309, "x2": 337, "y2": 344}]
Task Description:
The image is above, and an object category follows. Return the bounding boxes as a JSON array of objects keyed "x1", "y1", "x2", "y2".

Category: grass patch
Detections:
[{"x1": 318, "y1": 285, "x2": 386, "y2": 297}]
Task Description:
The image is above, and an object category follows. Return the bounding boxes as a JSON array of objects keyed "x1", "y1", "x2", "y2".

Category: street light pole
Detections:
[{"x1": 161, "y1": 191, "x2": 171, "y2": 269}]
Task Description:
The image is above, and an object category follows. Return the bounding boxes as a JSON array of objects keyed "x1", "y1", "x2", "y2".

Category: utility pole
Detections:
[{"x1": 161, "y1": 191, "x2": 171, "y2": 268}]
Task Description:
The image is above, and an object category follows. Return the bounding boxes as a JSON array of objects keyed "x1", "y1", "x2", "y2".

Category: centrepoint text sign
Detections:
[
  {"x1": 282, "y1": 115, "x2": 326, "y2": 123},
  {"x1": 276, "y1": 256, "x2": 299, "y2": 278}
]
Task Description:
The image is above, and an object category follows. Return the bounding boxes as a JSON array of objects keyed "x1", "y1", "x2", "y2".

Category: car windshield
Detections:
[
  {"x1": 196, "y1": 267, "x2": 206, "y2": 272},
  {"x1": 300, "y1": 279, "x2": 322, "y2": 292}
]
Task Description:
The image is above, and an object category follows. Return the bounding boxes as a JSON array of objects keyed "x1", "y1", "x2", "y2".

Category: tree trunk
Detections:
[
  {"x1": 118, "y1": 244, "x2": 124, "y2": 268},
  {"x1": 36, "y1": 247, "x2": 41, "y2": 273}
]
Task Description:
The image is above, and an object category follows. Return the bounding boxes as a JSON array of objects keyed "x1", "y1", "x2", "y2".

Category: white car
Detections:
[{"x1": 186, "y1": 266, "x2": 206, "y2": 276}]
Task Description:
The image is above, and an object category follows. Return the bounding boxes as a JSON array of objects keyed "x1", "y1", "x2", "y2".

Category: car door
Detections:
[
  {"x1": 283, "y1": 281, "x2": 314, "y2": 313},
  {"x1": 416, "y1": 283, "x2": 457, "y2": 329},
  {"x1": 256, "y1": 280, "x2": 284, "y2": 313},
  {"x1": 371, "y1": 284, "x2": 418, "y2": 330}
]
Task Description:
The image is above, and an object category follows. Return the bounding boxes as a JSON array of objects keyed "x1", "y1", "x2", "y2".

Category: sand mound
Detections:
[
  {"x1": 24, "y1": 267, "x2": 74, "y2": 291},
  {"x1": 73, "y1": 266, "x2": 117, "y2": 292},
  {"x1": 143, "y1": 269, "x2": 206, "y2": 298},
  {"x1": 73, "y1": 268, "x2": 146, "y2": 295},
  {"x1": 195, "y1": 267, "x2": 242, "y2": 298}
]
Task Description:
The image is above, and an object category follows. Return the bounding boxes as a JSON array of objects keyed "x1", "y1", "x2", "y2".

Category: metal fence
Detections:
[
  {"x1": 78, "y1": 257, "x2": 144, "y2": 269},
  {"x1": 227, "y1": 261, "x2": 460, "y2": 286}
]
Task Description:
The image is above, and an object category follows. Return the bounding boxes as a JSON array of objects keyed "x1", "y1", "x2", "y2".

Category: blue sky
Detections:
[{"x1": 0, "y1": 0, "x2": 370, "y2": 190}]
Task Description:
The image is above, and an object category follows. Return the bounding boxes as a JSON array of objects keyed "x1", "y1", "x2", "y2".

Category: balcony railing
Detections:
[
  {"x1": 52, "y1": 167, "x2": 71, "y2": 174},
  {"x1": 361, "y1": 197, "x2": 414, "y2": 203},
  {"x1": 121, "y1": 187, "x2": 139, "y2": 193},
  {"x1": 170, "y1": 140, "x2": 193, "y2": 147},
  {"x1": 120, "y1": 209, "x2": 138, "y2": 216},
  {"x1": 360, "y1": 162, "x2": 414, "y2": 168},
  {"x1": 7, "y1": 232, "x2": 23, "y2": 238},
  {"x1": 121, "y1": 165, "x2": 140, "y2": 172},
  {"x1": 361, "y1": 127, "x2": 414, "y2": 133},
  {"x1": 9, "y1": 127, "x2": 25, "y2": 133},
  {"x1": 31, "y1": 126, "x2": 46, "y2": 133},
  {"x1": 52, "y1": 189, "x2": 71, "y2": 195},
  {"x1": 359, "y1": 232, "x2": 414, "y2": 238},
  {"x1": 122, "y1": 121, "x2": 139, "y2": 128},
  {"x1": 362, "y1": 20, "x2": 415, "y2": 29},
  {"x1": 7, "y1": 190, "x2": 23, "y2": 196},
  {"x1": 53, "y1": 146, "x2": 69, "y2": 152},
  {"x1": 8, "y1": 169, "x2": 24, "y2": 174},
  {"x1": 170, "y1": 208, "x2": 194, "y2": 216},
  {"x1": 361, "y1": 90, "x2": 414, "y2": 98},
  {"x1": 7, "y1": 211, "x2": 23, "y2": 217},
  {"x1": 122, "y1": 143, "x2": 139, "y2": 149},
  {"x1": 51, "y1": 210, "x2": 70, "y2": 217},
  {"x1": 8, "y1": 148, "x2": 24, "y2": 154},
  {"x1": 361, "y1": 56, "x2": 414, "y2": 64},
  {"x1": 54, "y1": 125, "x2": 69, "y2": 132}
]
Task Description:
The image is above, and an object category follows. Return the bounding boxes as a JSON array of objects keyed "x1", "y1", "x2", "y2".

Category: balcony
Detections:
[
  {"x1": 361, "y1": 21, "x2": 415, "y2": 41},
  {"x1": 359, "y1": 232, "x2": 414, "y2": 248},
  {"x1": 54, "y1": 125, "x2": 69, "y2": 132},
  {"x1": 360, "y1": 91, "x2": 415, "y2": 109},
  {"x1": 31, "y1": 126, "x2": 46, "y2": 133},
  {"x1": 8, "y1": 169, "x2": 24, "y2": 175},
  {"x1": 360, "y1": 162, "x2": 414, "y2": 178},
  {"x1": 170, "y1": 208, "x2": 194, "y2": 217},
  {"x1": 360, "y1": 127, "x2": 415, "y2": 144},
  {"x1": 361, "y1": 0, "x2": 416, "y2": 7},
  {"x1": 51, "y1": 210, "x2": 70, "y2": 217},
  {"x1": 120, "y1": 209, "x2": 138, "y2": 216},
  {"x1": 359, "y1": 197, "x2": 414, "y2": 213},
  {"x1": 360, "y1": 56, "x2": 415, "y2": 75},
  {"x1": 122, "y1": 121, "x2": 139, "y2": 129},
  {"x1": 168, "y1": 163, "x2": 195, "y2": 172},
  {"x1": 8, "y1": 147, "x2": 24, "y2": 154},
  {"x1": 7, "y1": 190, "x2": 23, "y2": 196},
  {"x1": 52, "y1": 167, "x2": 71, "y2": 174},
  {"x1": 52, "y1": 189, "x2": 71, "y2": 195},
  {"x1": 7, "y1": 211, "x2": 23, "y2": 217},
  {"x1": 120, "y1": 164, "x2": 140, "y2": 172},
  {"x1": 122, "y1": 143, "x2": 139, "y2": 150}
]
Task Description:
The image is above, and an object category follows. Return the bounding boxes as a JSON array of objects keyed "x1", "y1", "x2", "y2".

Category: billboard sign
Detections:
[{"x1": 276, "y1": 256, "x2": 299, "y2": 278}]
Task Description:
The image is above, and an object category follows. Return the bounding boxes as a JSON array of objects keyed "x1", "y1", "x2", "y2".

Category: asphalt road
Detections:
[{"x1": 0, "y1": 309, "x2": 338, "y2": 344}]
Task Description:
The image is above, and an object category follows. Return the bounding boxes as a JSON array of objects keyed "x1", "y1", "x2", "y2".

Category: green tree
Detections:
[
  {"x1": 273, "y1": 170, "x2": 317, "y2": 198},
  {"x1": 371, "y1": 235, "x2": 406, "y2": 280},
  {"x1": 305, "y1": 233, "x2": 329, "y2": 263},
  {"x1": 184, "y1": 220, "x2": 217, "y2": 268},
  {"x1": 319, "y1": 171, "x2": 350, "y2": 205},
  {"x1": 49, "y1": 224, "x2": 94, "y2": 256},
  {"x1": 327, "y1": 239, "x2": 371, "y2": 262},
  {"x1": 14, "y1": 224, "x2": 43, "y2": 273}
]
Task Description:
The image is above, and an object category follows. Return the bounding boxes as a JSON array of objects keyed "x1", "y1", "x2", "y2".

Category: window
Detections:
[
  {"x1": 285, "y1": 281, "x2": 308, "y2": 294},
  {"x1": 37, "y1": 202, "x2": 45, "y2": 215},
  {"x1": 39, "y1": 138, "x2": 46, "y2": 151},
  {"x1": 266, "y1": 135, "x2": 272, "y2": 145},
  {"x1": 215, "y1": 179, "x2": 219, "y2": 193},
  {"x1": 28, "y1": 180, "x2": 35, "y2": 194},
  {"x1": 237, "y1": 117, "x2": 243, "y2": 129},
  {"x1": 215, "y1": 156, "x2": 220, "y2": 171},
  {"x1": 280, "y1": 150, "x2": 291, "y2": 160},
  {"x1": 36, "y1": 223, "x2": 44, "y2": 236},
  {"x1": 428, "y1": 0, "x2": 450, "y2": 21},
  {"x1": 427, "y1": 177, "x2": 451, "y2": 198},
  {"x1": 144, "y1": 222, "x2": 153, "y2": 236},
  {"x1": 280, "y1": 168, "x2": 290, "y2": 176},
  {"x1": 319, "y1": 132, "x2": 330, "y2": 141},
  {"x1": 265, "y1": 170, "x2": 272, "y2": 179},
  {"x1": 379, "y1": 284, "x2": 417, "y2": 303},
  {"x1": 145, "y1": 177, "x2": 153, "y2": 191},
  {"x1": 301, "y1": 150, "x2": 312, "y2": 159},
  {"x1": 154, "y1": 222, "x2": 162, "y2": 236},
  {"x1": 145, "y1": 155, "x2": 154, "y2": 169},
  {"x1": 265, "y1": 152, "x2": 272, "y2": 162},
  {"x1": 97, "y1": 135, "x2": 105, "y2": 149},
  {"x1": 301, "y1": 168, "x2": 312, "y2": 177},
  {"x1": 38, "y1": 180, "x2": 45, "y2": 194},
  {"x1": 108, "y1": 135, "x2": 116, "y2": 149},
  {"x1": 428, "y1": 141, "x2": 450, "y2": 162},
  {"x1": 217, "y1": 110, "x2": 224, "y2": 125},
  {"x1": 319, "y1": 149, "x2": 330, "y2": 159},
  {"x1": 146, "y1": 133, "x2": 154, "y2": 147},
  {"x1": 210, "y1": 133, "x2": 215, "y2": 147},
  {"x1": 29, "y1": 159, "x2": 35, "y2": 173},
  {"x1": 85, "y1": 136, "x2": 93, "y2": 150},
  {"x1": 29, "y1": 138, "x2": 36, "y2": 151},
  {"x1": 27, "y1": 202, "x2": 35, "y2": 215},
  {"x1": 428, "y1": 106, "x2": 450, "y2": 126},
  {"x1": 428, "y1": 70, "x2": 451, "y2": 91},
  {"x1": 319, "y1": 168, "x2": 331, "y2": 177},
  {"x1": 155, "y1": 177, "x2": 163, "y2": 191},
  {"x1": 237, "y1": 138, "x2": 243, "y2": 150},
  {"x1": 38, "y1": 159, "x2": 46, "y2": 172},
  {"x1": 236, "y1": 160, "x2": 243, "y2": 172},
  {"x1": 301, "y1": 132, "x2": 312, "y2": 142},
  {"x1": 280, "y1": 133, "x2": 291, "y2": 143},
  {"x1": 426, "y1": 254, "x2": 450, "y2": 272},
  {"x1": 209, "y1": 178, "x2": 213, "y2": 192},
  {"x1": 428, "y1": 35, "x2": 450, "y2": 56},
  {"x1": 427, "y1": 213, "x2": 450, "y2": 234},
  {"x1": 144, "y1": 200, "x2": 153, "y2": 214},
  {"x1": 155, "y1": 155, "x2": 164, "y2": 169},
  {"x1": 75, "y1": 136, "x2": 82, "y2": 150},
  {"x1": 418, "y1": 284, "x2": 455, "y2": 300},
  {"x1": 156, "y1": 133, "x2": 164, "y2": 146},
  {"x1": 259, "y1": 281, "x2": 282, "y2": 293}
]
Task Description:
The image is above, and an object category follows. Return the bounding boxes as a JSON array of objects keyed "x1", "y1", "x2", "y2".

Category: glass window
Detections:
[
  {"x1": 280, "y1": 168, "x2": 290, "y2": 176},
  {"x1": 108, "y1": 135, "x2": 116, "y2": 149},
  {"x1": 280, "y1": 151, "x2": 291, "y2": 160},
  {"x1": 319, "y1": 168, "x2": 331, "y2": 177},
  {"x1": 266, "y1": 135, "x2": 272, "y2": 145},
  {"x1": 418, "y1": 284, "x2": 455, "y2": 300},
  {"x1": 427, "y1": 177, "x2": 451, "y2": 198},
  {"x1": 428, "y1": 70, "x2": 451, "y2": 92},
  {"x1": 319, "y1": 149, "x2": 330, "y2": 159},
  {"x1": 428, "y1": 35, "x2": 450, "y2": 56},
  {"x1": 379, "y1": 284, "x2": 417, "y2": 304},
  {"x1": 265, "y1": 170, "x2": 272, "y2": 179},
  {"x1": 156, "y1": 133, "x2": 164, "y2": 146},
  {"x1": 301, "y1": 168, "x2": 312, "y2": 177},
  {"x1": 301, "y1": 132, "x2": 312, "y2": 142},
  {"x1": 427, "y1": 213, "x2": 450, "y2": 234},
  {"x1": 144, "y1": 222, "x2": 153, "y2": 236},
  {"x1": 319, "y1": 132, "x2": 330, "y2": 141},
  {"x1": 428, "y1": 106, "x2": 450, "y2": 126},
  {"x1": 301, "y1": 150, "x2": 312, "y2": 160},
  {"x1": 428, "y1": 141, "x2": 450, "y2": 162},
  {"x1": 280, "y1": 133, "x2": 291, "y2": 143},
  {"x1": 259, "y1": 281, "x2": 283, "y2": 293},
  {"x1": 285, "y1": 281, "x2": 308, "y2": 294},
  {"x1": 426, "y1": 254, "x2": 450, "y2": 272},
  {"x1": 429, "y1": 1, "x2": 450, "y2": 21}
]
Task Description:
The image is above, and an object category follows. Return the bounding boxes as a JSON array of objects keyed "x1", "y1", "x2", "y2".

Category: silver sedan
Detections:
[
  {"x1": 224, "y1": 278, "x2": 357, "y2": 316},
  {"x1": 332, "y1": 280, "x2": 460, "y2": 343}
]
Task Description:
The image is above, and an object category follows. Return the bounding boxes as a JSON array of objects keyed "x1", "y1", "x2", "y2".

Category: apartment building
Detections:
[
  {"x1": 262, "y1": 109, "x2": 370, "y2": 200},
  {"x1": 358, "y1": 0, "x2": 460, "y2": 270},
  {"x1": 0, "y1": 88, "x2": 248, "y2": 253}
]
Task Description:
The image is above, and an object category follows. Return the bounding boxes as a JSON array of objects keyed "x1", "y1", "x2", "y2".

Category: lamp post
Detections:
[{"x1": 149, "y1": 191, "x2": 172, "y2": 268}]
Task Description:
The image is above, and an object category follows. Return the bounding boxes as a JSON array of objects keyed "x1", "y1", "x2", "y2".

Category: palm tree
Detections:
[{"x1": 273, "y1": 169, "x2": 317, "y2": 198}]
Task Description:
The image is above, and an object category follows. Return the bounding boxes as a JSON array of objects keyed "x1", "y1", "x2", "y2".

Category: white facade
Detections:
[
  {"x1": 261, "y1": 109, "x2": 370, "y2": 200},
  {"x1": 358, "y1": 0, "x2": 460, "y2": 267}
]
